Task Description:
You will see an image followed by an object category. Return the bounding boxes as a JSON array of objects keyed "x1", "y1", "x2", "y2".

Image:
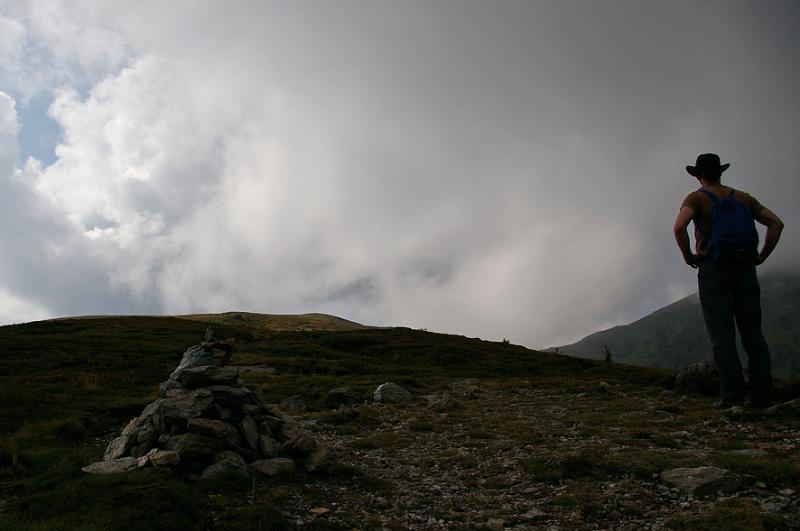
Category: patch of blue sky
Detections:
[{"x1": 15, "y1": 91, "x2": 61, "y2": 167}]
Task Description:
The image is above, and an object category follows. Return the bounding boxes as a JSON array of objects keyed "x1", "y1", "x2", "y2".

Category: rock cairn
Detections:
[{"x1": 83, "y1": 330, "x2": 329, "y2": 480}]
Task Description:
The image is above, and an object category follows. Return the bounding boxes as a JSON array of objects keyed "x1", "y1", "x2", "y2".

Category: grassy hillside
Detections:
[
  {"x1": 559, "y1": 271, "x2": 800, "y2": 379},
  {"x1": 0, "y1": 316, "x2": 668, "y2": 529},
  {"x1": 178, "y1": 312, "x2": 368, "y2": 332},
  {"x1": 1, "y1": 316, "x2": 797, "y2": 529}
]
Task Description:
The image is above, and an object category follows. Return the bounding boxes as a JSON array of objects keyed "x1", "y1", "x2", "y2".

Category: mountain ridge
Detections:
[{"x1": 558, "y1": 270, "x2": 800, "y2": 379}]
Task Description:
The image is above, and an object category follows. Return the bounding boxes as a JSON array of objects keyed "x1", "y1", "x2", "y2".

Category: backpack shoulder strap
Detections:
[{"x1": 698, "y1": 188, "x2": 722, "y2": 205}]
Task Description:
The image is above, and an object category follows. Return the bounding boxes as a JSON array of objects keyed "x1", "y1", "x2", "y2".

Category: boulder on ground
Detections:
[
  {"x1": 448, "y1": 379, "x2": 482, "y2": 399},
  {"x1": 304, "y1": 445, "x2": 332, "y2": 473},
  {"x1": 82, "y1": 457, "x2": 139, "y2": 474},
  {"x1": 201, "y1": 451, "x2": 249, "y2": 482},
  {"x1": 373, "y1": 382, "x2": 413, "y2": 403},
  {"x1": 103, "y1": 418, "x2": 139, "y2": 460},
  {"x1": 250, "y1": 458, "x2": 295, "y2": 476},
  {"x1": 765, "y1": 397, "x2": 800, "y2": 417},
  {"x1": 661, "y1": 466, "x2": 740, "y2": 496},
  {"x1": 324, "y1": 387, "x2": 364, "y2": 409},
  {"x1": 427, "y1": 393, "x2": 460, "y2": 412}
]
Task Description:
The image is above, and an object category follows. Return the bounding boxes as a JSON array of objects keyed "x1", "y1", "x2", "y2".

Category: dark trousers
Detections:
[{"x1": 698, "y1": 259, "x2": 773, "y2": 405}]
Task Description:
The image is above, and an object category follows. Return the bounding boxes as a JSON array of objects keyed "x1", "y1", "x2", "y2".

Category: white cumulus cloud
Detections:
[{"x1": 0, "y1": 1, "x2": 798, "y2": 348}]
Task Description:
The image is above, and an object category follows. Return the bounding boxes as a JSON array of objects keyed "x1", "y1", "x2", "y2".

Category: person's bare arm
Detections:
[
  {"x1": 673, "y1": 206, "x2": 699, "y2": 268},
  {"x1": 754, "y1": 207, "x2": 784, "y2": 265}
]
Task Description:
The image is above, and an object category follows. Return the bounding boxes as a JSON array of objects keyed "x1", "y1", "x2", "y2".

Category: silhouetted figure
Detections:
[{"x1": 673, "y1": 153, "x2": 784, "y2": 408}]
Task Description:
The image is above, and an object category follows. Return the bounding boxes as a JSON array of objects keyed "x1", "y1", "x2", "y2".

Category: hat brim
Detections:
[{"x1": 686, "y1": 162, "x2": 730, "y2": 178}]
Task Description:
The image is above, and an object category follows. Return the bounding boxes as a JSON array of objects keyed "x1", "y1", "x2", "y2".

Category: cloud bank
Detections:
[{"x1": 1, "y1": 1, "x2": 798, "y2": 347}]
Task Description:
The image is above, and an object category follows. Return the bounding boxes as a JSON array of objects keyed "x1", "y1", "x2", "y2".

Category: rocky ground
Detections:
[{"x1": 223, "y1": 377, "x2": 800, "y2": 530}]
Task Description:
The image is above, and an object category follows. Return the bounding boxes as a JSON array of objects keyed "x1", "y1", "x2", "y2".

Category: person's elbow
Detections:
[
  {"x1": 758, "y1": 209, "x2": 784, "y2": 232},
  {"x1": 766, "y1": 217, "x2": 785, "y2": 233},
  {"x1": 673, "y1": 207, "x2": 694, "y2": 237}
]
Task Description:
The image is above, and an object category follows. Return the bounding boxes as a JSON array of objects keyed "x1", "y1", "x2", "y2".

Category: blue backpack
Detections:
[{"x1": 698, "y1": 188, "x2": 759, "y2": 262}]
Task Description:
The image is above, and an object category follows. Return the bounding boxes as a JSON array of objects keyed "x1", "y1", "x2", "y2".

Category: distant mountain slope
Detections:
[
  {"x1": 177, "y1": 311, "x2": 368, "y2": 332},
  {"x1": 559, "y1": 271, "x2": 800, "y2": 379}
]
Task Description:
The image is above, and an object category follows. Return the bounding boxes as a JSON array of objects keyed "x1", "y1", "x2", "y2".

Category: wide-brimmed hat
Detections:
[{"x1": 686, "y1": 153, "x2": 730, "y2": 178}]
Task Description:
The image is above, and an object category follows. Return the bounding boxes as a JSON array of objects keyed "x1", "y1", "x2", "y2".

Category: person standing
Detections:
[{"x1": 673, "y1": 153, "x2": 784, "y2": 408}]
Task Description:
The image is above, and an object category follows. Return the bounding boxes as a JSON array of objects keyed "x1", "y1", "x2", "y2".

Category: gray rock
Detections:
[
  {"x1": 258, "y1": 413, "x2": 284, "y2": 435},
  {"x1": 304, "y1": 445, "x2": 332, "y2": 472},
  {"x1": 208, "y1": 403, "x2": 233, "y2": 421},
  {"x1": 139, "y1": 398, "x2": 164, "y2": 422},
  {"x1": 486, "y1": 518, "x2": 506, "y2": 531},
  {"x1": 186, "y1": 418, "x2": 239, "y2": 440},
  {"x1": 200, "y1": 460, "x2": 248, "y2": 482},
  {"x1": 661, "y1": 466, "x2": 741, "y2": 496},
  {"x1": 152, "y1": 389, "x2": 215, "y2": 432},
  {"x1": 428, "y1": 393, "x2": 460, "y2": 412},
  {"x1": 158, "y1": 379, "x2": 183, "y2": 397},
  {"x1": 179, "y1": 366, "x2": 240, "y2": 388},
  {"x1": 250, "y1": 387, "x2": 267, "y2": 406},
  {"x1": 250, "y1": 458, "x2": 295, "y2": 476},
  {"x1": 103, "y1": 418, "x2": 139, "y2": 460},
  {"x1": 240, "y1": 415, "x2": 259, "y2": 450},
  {"x1": 259, "y1": 435, "x2": 281, "y2": 458},
  {"x1": 373, "y1": 382, "x2": 413, "y2": 403},
  {"x1": 214, "y1": 450, "x2": 248, "y2": 467},
  {"x1": 522, "y1": 507, "x2": 546, "y2": 521},
  {"x1": 280, "y1": 394, "x2": 308, "y2": 413},
  {"x1": 82, "y1": 457, "x2": 138, "y2": 474},
  {"x1": 323, "y1": 387, "x2": 363, "y2": 409},
  {"x1": 206, "y1": 385, "x2": 252, "y2": 406},
  {"x1": 243, "y1": 403, "x2": 264, "y2": 416},
  {"x1": 147, "y1": 449, "x2": 180, "y2": 467},
  {"x1": 289, "y1": 433, "x2": 318, "y2": 457},
  {"x1": 449, "y1": 379, "x2": 482, "y2": 398},
  {"x1": 201, "y1": 451, "x2": 249, "y2": 482},
  {"x1": 280, "y1": 421, "x2": 317, "y2": 456},
  {"x1": 164, "y1": 433, "x2": 224, "y2": 460},
  {"x1": 765, "y1": 397, "x2": 800, "y2": 417},
  {"x1": 169, "y1": 345, "x2": 217, "y2": 381},
  {"x1": 136, "y1": 422, "x2": 158, "y2": 447}
]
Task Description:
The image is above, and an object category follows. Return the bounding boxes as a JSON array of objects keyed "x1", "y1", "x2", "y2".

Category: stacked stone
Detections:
[{"x1": 82, "y1": 344, "x2": 329, "y2": 480}]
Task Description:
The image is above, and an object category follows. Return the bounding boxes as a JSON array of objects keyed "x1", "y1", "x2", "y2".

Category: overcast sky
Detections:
[{"x1": 0, "y1": 1, "x2": 798, "y2": 348}]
